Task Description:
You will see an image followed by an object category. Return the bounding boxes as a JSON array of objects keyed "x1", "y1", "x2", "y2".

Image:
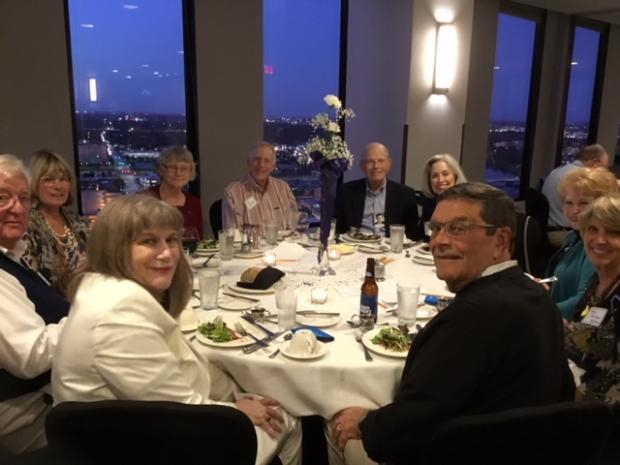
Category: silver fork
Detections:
[
  {"x1": 234, "y1": 322, "x2": 267, "y2": 346},
  {"x1": 268, "y1": 348, "x2": 281, "y2": 358},
  {"x1": 355, "y1": 332, "x2": 373, "y2": 362}
]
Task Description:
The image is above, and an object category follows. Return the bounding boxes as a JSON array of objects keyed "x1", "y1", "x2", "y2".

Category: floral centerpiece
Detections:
[{"x1": 296, "y1": 94, "x2": 355, "y2": 267}]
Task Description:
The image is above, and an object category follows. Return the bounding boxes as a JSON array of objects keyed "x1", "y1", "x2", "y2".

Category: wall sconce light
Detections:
[{"x1": 432, "y1": 20, "x2": 457, "y2": 94}]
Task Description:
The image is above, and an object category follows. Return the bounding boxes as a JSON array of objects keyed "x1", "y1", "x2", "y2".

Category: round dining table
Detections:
[{"x1": 188, "y1": 238, "x2": 451, "y2": 419}]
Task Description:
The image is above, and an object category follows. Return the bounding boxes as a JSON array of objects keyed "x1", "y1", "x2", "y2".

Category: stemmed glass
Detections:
[
  {"x1": 182, "y1": 227, "x2": 200, "y2": 257},
  {"x1": 296, "y1": 212, "x2": 309, "y2": 243}
]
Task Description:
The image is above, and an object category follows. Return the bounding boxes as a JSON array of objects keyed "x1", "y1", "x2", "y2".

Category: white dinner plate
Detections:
[
  {"x1": 280, "y1": 340, "x2": 328, "y2": 361},
  {"x1": 218, "y1": 294, "x2": 258, "y2": 311},
  {"x1": 393, "y1": 305, "x2": 437, "y2": 320},
  {"x1": 227, "y1": 284, "x2": 275, "y2": 295},
  {"x1": 195, "y1": 317, "x2": 262, "y2": 348},
  {"x1": 412, "y1": 255, "x2": 434, "y2": 266},
  {"x1": 233, "y1": 251, "x2": 264, "y2": 259},
  {"x1": 413, "y1": 244, "x2": 432, "y2": 256},
  {"x1": 362, "y1": 327, "x2": 411, "y2": 359},
  {"x1": 341, "y1": 233, "x2": 382, "y2": 244},
  {"x1": 296, "y1": 313, "x2": 341, "y2": 328},
  {"x1": 357, "y1": 245, "x2": 388, "y2": 254},
  {"x1": 383, "y1": 237, "x2": 414, "y2": 246},
  {"x1": 196, "y1": 247, "x2": 219, "y2": 256}
]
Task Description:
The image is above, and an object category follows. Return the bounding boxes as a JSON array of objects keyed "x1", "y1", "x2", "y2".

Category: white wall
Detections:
[
  {"x1": 403, "y1": 0, "x2": 475, "y2": 189},
  {"x1": 345, "y1": 0, "x2": 414, "y2": 183}
]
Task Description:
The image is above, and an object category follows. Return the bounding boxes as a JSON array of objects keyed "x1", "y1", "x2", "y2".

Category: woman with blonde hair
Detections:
[
  {"x1": 52, "y1": 195, "x2": 300, "y2": 465},
  {"x1": 565, "y1": 193, "x2": 620, "y2": 404},
  {"x1": 24, "y1": 150, "x2": 89, "y2": 291},
  {"x1": 543, "y1": 167, "x2": 619, "y2": 318},
  {"x1": 420, "y1": 154, "x2": 467, "y2": 226},
  {"x1": 144, "y1": 145, "x2": 203, "y2": 239}
]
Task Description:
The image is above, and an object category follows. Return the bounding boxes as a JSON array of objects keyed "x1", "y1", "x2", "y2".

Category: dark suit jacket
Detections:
[
  {"x1": 359, "y1": 266, "x2": 575, "y2": 465},
  {"x1": 334, "y1": 178, "x2": 422, "y2": 240}
]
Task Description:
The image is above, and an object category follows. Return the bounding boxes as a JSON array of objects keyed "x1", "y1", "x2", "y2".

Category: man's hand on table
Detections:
[
  {"x1": 236, "y1": 395, "x2": 284, "y2": 438},
  {"x1": 332, "y1": 406, "x2": 368, "y2": 449}
]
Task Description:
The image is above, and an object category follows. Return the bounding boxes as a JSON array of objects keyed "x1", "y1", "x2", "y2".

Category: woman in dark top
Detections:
[
  {"x1": 566, "y1": 193, "x2": 620, "y2": 404},
  {"x1": 144, "y1": 145, "x2": 203, "y2": 239}
]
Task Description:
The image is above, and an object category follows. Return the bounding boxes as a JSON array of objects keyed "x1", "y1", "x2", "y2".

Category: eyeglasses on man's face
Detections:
[
  {"x1": 163, "y1": 164, "x2": 191, "y2": 173},
  {"x1": 0, "y1": 192, "x2": 32, "y2": 209},
  {"x1": 425, "y1": 220, "x2": 497, "y2": 238}
]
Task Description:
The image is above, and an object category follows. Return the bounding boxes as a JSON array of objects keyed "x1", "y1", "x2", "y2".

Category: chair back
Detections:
[
  {"x1": 209, "y1": 198, "x2": 223, "y2": 236},
  {"x1": 513, "y1": 212, "x2": 542, "y2": 275},
  {"x1": 422, "y1": 401, "x2": 614, "y2": 465},
  {"x1": 46, "y1": 400, "x2": 257, "y2": 465},
  {"x1": 524, "y1": 187, "x2": 550, "y2": 231}
]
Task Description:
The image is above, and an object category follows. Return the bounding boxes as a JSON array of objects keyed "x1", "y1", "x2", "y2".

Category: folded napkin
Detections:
[
  {"x1": 267, "y1": 242, "x2": 309, "y2": 261},
  {"x1": 237, "y1": 266, "x2": 285, "y2": 290}
]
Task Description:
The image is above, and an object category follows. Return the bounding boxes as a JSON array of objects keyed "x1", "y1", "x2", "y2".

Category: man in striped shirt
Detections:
[{"x1": 222, "y1": 142, "x2": 299, "y2": 233}]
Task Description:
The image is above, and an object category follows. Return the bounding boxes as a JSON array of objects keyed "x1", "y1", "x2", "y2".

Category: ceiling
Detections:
[{"x1": 515, "y1": 0, "x2": 620, "y2": 25}]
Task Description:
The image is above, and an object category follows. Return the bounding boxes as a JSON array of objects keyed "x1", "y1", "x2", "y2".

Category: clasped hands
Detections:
[
  {"x1": 331, "y1": 407, "x2": 368, "y2": 450},
  {"x1": 236, "y1": 395, "x2": 284, "y2": 438}
]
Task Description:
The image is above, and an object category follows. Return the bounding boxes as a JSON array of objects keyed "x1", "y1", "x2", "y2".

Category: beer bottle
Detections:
[{"x1": 360, "y1": 258, "x2": 379, "y2": 323}]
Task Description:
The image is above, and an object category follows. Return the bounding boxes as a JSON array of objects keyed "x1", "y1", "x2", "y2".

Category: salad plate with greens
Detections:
[
  {"x1": 196, "y1": 238, "x2": 219, "y2": 255},
  {"x1": 362, "y1": 327, "x2": 412, "y2": 358},
  {"x1": 195, "y1": 316, "x2": 259, "y2": 348}
]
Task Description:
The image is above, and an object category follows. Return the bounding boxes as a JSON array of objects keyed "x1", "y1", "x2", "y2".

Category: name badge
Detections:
[
  {"x1": 244, "y1": 196, "x2": 257, "y2": 210},
  {"x1": 582, "y1": 306, "x2": 608, "y2": 327}
]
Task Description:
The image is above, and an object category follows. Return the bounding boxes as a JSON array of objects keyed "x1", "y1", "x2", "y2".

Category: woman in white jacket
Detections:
[{"x1": 52, "y1": 195, "x2": 300, "y2": 465}]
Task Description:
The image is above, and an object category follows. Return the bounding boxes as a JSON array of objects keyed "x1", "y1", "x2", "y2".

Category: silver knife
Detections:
[
  {"x1": 222, "y1": 292, "x2": 260, "y2": 303},
  {"x1": 296, "y1": 311, "x2": 340, "y2": 317},
  {"x1": 241, "y1": 314, "x2": 275, "y2": 337},
  {"x1": 242, "y1": 331, "x2": 285, "y2": 354}
]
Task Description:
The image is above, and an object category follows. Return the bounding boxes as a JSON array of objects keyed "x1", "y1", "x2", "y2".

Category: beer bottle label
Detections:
[{"x1": 360, "y1": 294, "x2": 378, "y2": 321}]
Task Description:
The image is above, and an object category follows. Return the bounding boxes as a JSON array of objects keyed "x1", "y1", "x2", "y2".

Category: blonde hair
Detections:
[
  {"x1": 156, "y1": 145, "x2": 197, "y2": 181},
  {"x1": 69, "y1": 195, "x2": 192, "y2": 317},
  {"x1": 29, "y1": 150, "x2": 75, "y2": 205},
  {"x1": 557, "y1": 167, "x2": 618, "y2": 200},
  {"x1": 579, "y1": 193, "x2": 620, "y2": 235},
  {"x1": 422, "y1": 153, "x2": 467, "y2": 197}
]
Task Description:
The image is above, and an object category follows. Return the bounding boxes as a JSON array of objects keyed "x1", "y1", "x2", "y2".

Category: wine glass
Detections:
[
  {"x1": 182, "y1": 227, "x2": 199, "y2": 257},
  {"x1": 296, "y1": 212, "x2": 309, "y2": 243}
]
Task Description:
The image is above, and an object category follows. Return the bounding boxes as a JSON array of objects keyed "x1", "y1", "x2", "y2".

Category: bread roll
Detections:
[{"x1": 240, "y1": 267, "x2": 262, "y2": 283}]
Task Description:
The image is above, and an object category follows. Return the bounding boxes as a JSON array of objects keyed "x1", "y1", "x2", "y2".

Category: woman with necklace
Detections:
[
  {"x1": 566, "y1": 193, "x2": 620, "y2": 404},
  {"x1": 143, "y1": 145, "x2": 203, "y2": 239},
  {"x1": 23, "y1": 150, "x2": 89, "y2": 292}
]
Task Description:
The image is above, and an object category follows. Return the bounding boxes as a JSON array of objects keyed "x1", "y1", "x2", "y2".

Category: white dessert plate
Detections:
[
  {"x1": 295, "y1": 313, "x2": 341, "y2": 328},
  {"x1": 362, "y1": 327, "x2": 411, "y2": 359},
  {"x1": 280, "y1": 340, "x2": 328, "y2": 360},
  {"x1": 227, "y1": 284, "x2": 275, "y2": 295}
]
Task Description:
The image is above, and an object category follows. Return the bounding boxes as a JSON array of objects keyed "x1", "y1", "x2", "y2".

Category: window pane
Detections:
[
  {"x1": 560, "y1": 26, "x2": 601, "y2": 164},
  {"x1": 486, "y1": 13, "x2": 537, "y2": 199},
  {"x1": 263, "y1": 0, "x2": 341, "y2": 219},
  {"x1": 68, "y1": 0, "x2": 189, "y2": 216}
]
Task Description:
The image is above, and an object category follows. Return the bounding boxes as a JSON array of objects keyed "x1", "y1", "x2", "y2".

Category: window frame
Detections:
[
  {"x1": 64, "y1": 0, "x2": 199, "y2": 214},
  {"x1": 555, "y1": 16, "x2": 609, "y2": 166}
]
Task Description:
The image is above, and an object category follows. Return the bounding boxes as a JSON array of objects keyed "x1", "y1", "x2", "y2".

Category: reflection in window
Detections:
[
  {"x1": 263, "y1": 0, "x2": 342, "y2": 218},
  {"x1": 560, "y1": 26, "x2": 601, "y2": 164},
  {"x1": 485, "y1": 13, "x2": 537, "y2": 198},
  {"x1": 67, "y1": 0, "x2": 189, "y2": 216}
]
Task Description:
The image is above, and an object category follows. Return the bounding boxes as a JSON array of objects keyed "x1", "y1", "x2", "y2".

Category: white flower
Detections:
[
  {"x1": 324, "y1": 94, "x2": 342, "y2": 109},
  {"x1": 328, "y1": 122, "x2": 340, "y2": 133}
]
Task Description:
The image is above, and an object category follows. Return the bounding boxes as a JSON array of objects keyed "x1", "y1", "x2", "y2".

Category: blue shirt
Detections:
[{"x1": 361, "y1": 180, "x2": 387, "y2": 236}]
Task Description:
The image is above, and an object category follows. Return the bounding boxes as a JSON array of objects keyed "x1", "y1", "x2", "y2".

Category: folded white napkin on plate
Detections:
[{"x1": 267, "y1": 242, "x2": 309, "y2": 261}]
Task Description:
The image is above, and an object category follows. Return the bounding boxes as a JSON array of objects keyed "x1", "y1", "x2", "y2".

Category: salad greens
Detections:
[
  {"x1": 198, "y1": 238, "x2": 218, "y2": 249},
  {"x1": 371, "y1": 327, "x2": 411, "y2": 352},
  {"x1": 198, "y1": 317, "x2": 238, "y2": 343}
]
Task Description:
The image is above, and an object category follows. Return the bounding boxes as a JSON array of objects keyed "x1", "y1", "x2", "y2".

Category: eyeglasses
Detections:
[
  {"x1": 41, "y1": 175, "x2": 71, "y2": 185},
  {"x1": 0, "y1": 192, "x2": 32, "y2": 209},
  {"x1": 163, "y1": 164, "x2": 191, "y2": 173},
  {"x1": 424, "y1": 220, "x2": 497, "y2": 237}
]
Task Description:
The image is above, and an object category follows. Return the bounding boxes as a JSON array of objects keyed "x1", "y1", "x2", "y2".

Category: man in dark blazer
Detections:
[
  {"x1": 334, "y1": 142, "x2": 422, "y2": 240},
  {"x1": 328, "y1": 183, "x2": 575, "y2": 465}
]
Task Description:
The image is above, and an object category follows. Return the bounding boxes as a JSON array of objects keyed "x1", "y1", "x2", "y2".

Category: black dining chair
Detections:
[
  {"x1": 209, "y1": 198, "x2": 223, "y2": 236},
  {"x1": 421, "y1": 401, "x2": 614, "y2": 465},
  {"x1": 46, "y1": 400, "x2": 257, "y2": 465},
  {"x1": 513, "y1": 212, "x2": 542, "y2": 275}
]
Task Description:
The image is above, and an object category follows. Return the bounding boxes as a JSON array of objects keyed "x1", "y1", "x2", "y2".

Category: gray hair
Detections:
[
  {"x1": 422, "y1": 153, "x2": 467, "y2": 197},
  {"x1": 68, "y1": 194, "x2": 192, "y2": 317},
  {"x1": 247, "y1": 141, "x2": 276, "y2": 161},
  {"x1": 437, "y1": 182, "x2": 516, "y2": 241},
  {"x1": 0, "y1": 154, "x2": 31, "y2": 184},
  {"x1": 577, "y1": 144, "x2": 608, "y2": 163},
  {"x1": 156, "y1": 145, "x2": 196, "y2": 181}
]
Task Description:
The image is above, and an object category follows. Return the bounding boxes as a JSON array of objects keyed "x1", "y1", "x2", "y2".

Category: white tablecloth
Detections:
[{"x1": 189, "y1": 241, "x2": 450, "y2": 418}]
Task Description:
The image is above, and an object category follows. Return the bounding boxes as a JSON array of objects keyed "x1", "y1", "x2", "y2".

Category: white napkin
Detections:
[{"x1": 267, "y1": 242, "x2": 309, "y2": 261}]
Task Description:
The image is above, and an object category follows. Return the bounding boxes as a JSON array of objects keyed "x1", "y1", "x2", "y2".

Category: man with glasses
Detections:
[
  {"x1": 334, "y1": 142, "x2": 422, "y2": 239},
  {"x1": 0, "y1": 154, "x2": 69, "y2": 455},
  {"x1": 329, "y1": 182, "x2": 575, "y2": 465}
]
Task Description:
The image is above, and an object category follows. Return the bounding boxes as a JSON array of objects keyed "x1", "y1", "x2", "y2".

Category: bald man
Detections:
[{"x1": 335, "y1": 143, "x2": 421, "y2": 240}]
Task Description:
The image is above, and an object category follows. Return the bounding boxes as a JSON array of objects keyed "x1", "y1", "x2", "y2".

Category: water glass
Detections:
[
  {"x1": 218, "y1": 229, "x2": 234, "y2": 260},
  {"x1": 389, "y1": 224, "x2": 405, "y2": 253},
  {"x1": 275, "y1": 282, "x2": 297, "y2": 331},
  {"x1": 264, "y1": 223, "x2": 278, "y2": 245},
  {"x1": 397, "y1": 282, "x2": 420, "y2": 328},
  {"x1": 198, "y1": 268, "x2": 220, "y2": 310}
]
